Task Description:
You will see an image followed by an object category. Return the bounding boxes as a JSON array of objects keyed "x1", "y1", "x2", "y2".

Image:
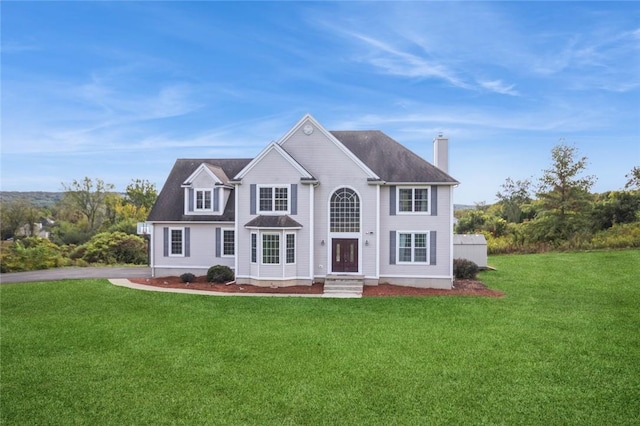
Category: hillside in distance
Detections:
[{"x1": 0, "y1": 192, "x2": 65, "y2": 208}]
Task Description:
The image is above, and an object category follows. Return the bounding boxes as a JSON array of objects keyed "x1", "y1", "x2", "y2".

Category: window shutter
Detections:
[
  {"x1": 188, "y1": 188, "x2": 194, "y2": 212},
  {"x1": 430, "y1": 231, "x2": 437, "y2": 265},
  {"x1": 250, "y1": 184, "x2": 256, "y2": 215},
  {"x1": 213, "y1": 188, "x2": 220, "y2": 212},
  {"x1": 215, "y1": 227, "x2": 221, "y2": 258},
  {"x1": 389, "y1": 186, "x2": 396, "y2": 215},
  {"x1": 185, "y1": 227, "x2": 191, "y2": 257},
  {"x1": 389, "y1": 231, "x2": 396, "y2": 265},
  {"x1": 431, "y1": 186, "x2": 438, "y2": 216},
  {"x1": 291, "y1": 184, "x2": 298, "y2": 215},
  {"x1": 163, "y1": 227, "x2": 169, "y2": 257}
]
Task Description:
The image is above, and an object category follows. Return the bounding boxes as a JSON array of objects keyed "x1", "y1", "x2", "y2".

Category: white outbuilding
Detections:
[{"x1": 453, "y1": 234, "x2": 488, "y2": 268}]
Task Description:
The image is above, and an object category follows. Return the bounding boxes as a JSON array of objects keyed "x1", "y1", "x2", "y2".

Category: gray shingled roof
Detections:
[
  {"x1": 148, "y1": 131, "x2": 458, "y2": 222},
  {"x1": 244, "y1": 215, "x2": 303, "y2": 229},
  {"x1": 330, "y1": 131, "x2": 459, "y2": 184},
  {"x1": 147, "y1": 158, "x2": 251, "y2": 222}
]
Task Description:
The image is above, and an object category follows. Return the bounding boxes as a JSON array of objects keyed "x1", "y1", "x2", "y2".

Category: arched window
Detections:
[{"x1": 330, "y1": 188, "x2": 360, "y2": 232}]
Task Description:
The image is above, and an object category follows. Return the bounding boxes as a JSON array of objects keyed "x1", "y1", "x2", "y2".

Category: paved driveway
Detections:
[{"x1": 0, "y1": 267, "x2": 152, "y2": 284}]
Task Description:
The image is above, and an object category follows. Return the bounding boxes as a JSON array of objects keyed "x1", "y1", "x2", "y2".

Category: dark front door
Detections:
[{"x1": 332, "y1": 239, "x2": 358, "y2": 273}]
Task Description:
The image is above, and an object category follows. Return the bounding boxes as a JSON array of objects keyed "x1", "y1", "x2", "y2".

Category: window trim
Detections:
[
  {"x1": 169, "y1": 227, "x2": 184, "y2": 257},
  {"x1": 250, "y1": 233, "x2": 257, "y2": 264},
  {"x1": 221, "y1": 228, "x2": 235, "y2": 257},
  {"x1": 261, "y1": 233, "x2": 281, "y2": 265},
  {"x1": 396, "y1": 186, "x2": 430, "y2": 215},
  {"x1": 257, "y1": 184, "x2": 290, "y2": 215},
  {"x1": 329, "y1": 187, "x2": 361, "y2": 233},
  {"x1": 396, "y1": 231, "x2": 430, "y2": 264},
  {"x1": 285, "y1": 233, "x2": 296, "y2": 265},
  {"x1": 194, "y1": 188, "x2": 213, "y2": 211}
]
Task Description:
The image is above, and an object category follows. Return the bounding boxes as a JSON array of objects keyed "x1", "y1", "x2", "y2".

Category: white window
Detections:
[
  {"x1": 330, "y1": 187, "x2": 360, "y2": 232},
  {"x1": 222, "y1": 229, "x2": 235, "y2": 256},
  {"x1": 251, "y1": 233, "x2": 257, "y2": 263},
  {"x1": 195, "y1": 189, "x2": 212, "y2": 211},
  {"x1": 398, "y1": 187, "x2": 429, "y2": 213},
  {"x1": 262, "y1": 234, "x2": 280, "y2": 264},
  {"x1": 286, "y1": 233, "x2": 295, "y2": 264},
  {"x1": 170, "y1": 228, "x2": 184, "y2": 256},
  {"x1": 397, "y1": 232, "x2": 429, "y2": 263},
  {"x1": 258, "y1": 185, "x2": 289, "y2": 214}
]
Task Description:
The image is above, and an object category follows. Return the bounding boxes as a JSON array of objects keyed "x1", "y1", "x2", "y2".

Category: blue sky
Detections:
[{"x1": 2, "y1": 1, "x2": 639, "y2": 205}]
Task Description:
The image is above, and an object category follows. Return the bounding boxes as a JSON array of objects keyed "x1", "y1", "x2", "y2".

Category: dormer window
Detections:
[
  {"x1": 195, "y1": 189, "x2": 212, "y2": 211},
  {"x1": 187, "y1": 187, "x2": 221, "y2": 214}
]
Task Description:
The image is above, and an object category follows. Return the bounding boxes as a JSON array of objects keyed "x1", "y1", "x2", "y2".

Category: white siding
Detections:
[
  {"x1": 150, "y1": 222, "x2": 234, "y2": 276},
  {"x1": 453, "y1": 234, "x2": 488, "y2": 268},
  {"x1": 235, "y1": 147, "x2": 312, "y2": 284},
  {"x1": 379, "y1": 184, "x2": 454, "y2": 283},
  {"x1": 191, "y1": 171, "x2": 214, "y2": 187},
  {"x1": 281, "y1": 125, "x2": 378, "y2": 279}
]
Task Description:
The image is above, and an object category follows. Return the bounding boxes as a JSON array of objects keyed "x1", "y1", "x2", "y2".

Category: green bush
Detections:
[
  {"x1": 207, "y1": 265, "x2": 234, "y2": 283},
  {"x1": 180, "y1": 273, "x2": 196, "y2": 283},
  {"x1": 78, "y1": 232, "x2": 147, "y2": 265},
  {"x1": 591, "y1": 222, "x2": 640, "y2": 249},
  {"x1": 49, "y1": 221, "x2": 93, "y2": 246},
  {"x1": 0, "y1": 237, "x2": 64, "y2": 273},
  {"x1": 453, "y1": 258, "x2": 479, "y2": 280}
]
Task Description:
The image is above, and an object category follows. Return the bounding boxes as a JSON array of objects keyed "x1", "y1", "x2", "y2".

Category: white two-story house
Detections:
[{"x1": 147, "y1": 114, "x2": 459, "y2": 289}]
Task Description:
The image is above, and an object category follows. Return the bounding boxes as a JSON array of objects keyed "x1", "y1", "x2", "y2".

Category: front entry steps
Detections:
[{"x1": 322, "y1": 276, "x2": 364, "y2": 298}]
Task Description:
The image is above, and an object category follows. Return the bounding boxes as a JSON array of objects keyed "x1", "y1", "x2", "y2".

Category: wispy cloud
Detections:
[
  {"x1": 478, "y1": 80, "x2": 519, "y2": 96},
  {"x1": 342, "y1": 30, "x2": 471, "y2": 90},
  {"x1": 312, "y1": 6, "x2": 521, "y2": 96},
  {"x1": 528, "y1": 25, "x2": 640, "y2": 92},
  {"x1": 333, "y1": 102, "x2": 607, "y2": 135}
]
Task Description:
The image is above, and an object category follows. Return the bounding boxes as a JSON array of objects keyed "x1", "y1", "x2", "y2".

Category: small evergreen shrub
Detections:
[
  {"x1": 453, "y1": 258, "x2": 479, "y2": 280},
  {"x1": 180, "y1": 272, "x2": 196, "y2": 283},
  {"x1": 207, "y1": 265, "x2": 234, "y2": 283}
]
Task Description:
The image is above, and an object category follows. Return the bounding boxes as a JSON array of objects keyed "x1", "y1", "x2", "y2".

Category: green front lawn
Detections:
[{"x1": 2, "y1": 250, "x2": 639, "y2": 424}]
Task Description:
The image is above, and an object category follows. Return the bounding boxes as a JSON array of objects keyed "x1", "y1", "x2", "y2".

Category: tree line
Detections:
[
  {"x1": 0, "y1": 179, "x2": 157, "y2": 272},
  {"x1": 455, "y1": 144, "x2": 640, "y2": 253}
]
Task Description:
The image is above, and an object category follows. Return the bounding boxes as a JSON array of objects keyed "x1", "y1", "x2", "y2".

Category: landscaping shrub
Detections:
[
  {"x1": 453, "y1": 258, "x2": 479, "y2": 280},
  {"x1": 0, "y1": 237, "x2": 64, "y2": 273},
  {"x1": 78, "y1": 231, "x2": 147, "y2": 265},
  {"x1": 180, "y1": 273, "x2": 196, "y2": 283},
  {"x1": 207, "y1": 265, "x2": 234, "y2": 283}
]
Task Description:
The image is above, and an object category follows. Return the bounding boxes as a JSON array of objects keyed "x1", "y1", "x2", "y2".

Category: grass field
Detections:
[{"x1": 2, "y1": 250, "x2": 639, "y2": 425}]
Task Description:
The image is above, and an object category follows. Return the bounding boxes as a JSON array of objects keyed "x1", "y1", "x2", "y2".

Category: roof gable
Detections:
[
  {"x1": 233, "y1": 141, "x2": 313, "y2": 181},
  {"x1": 277, "y1": 114, "x2": 380, "y2": 180},
  {"x1": 182, "y1": 163, "x2": 230, "y2": 187}
]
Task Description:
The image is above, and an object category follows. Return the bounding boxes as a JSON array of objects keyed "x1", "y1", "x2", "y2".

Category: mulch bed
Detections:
[{"x1": 129, "y1": 276, "x2": 503, "y2": 297}]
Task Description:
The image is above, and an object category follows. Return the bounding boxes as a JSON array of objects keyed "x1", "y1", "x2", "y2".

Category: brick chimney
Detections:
[{"x1": 433, "y1": 133, "x2": 449, "y2": 173}]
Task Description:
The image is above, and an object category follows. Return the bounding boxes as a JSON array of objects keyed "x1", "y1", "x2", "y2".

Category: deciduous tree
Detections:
[
  {"x1": 124, "y1": 179, "x2": 157, "y2": 212},
  {"x1": 496, "y1": 177, "x2": 532, "y2": 223},
  {"x1": 625, "y1": 166, "x2": 640, "y2": 190},
  {"x1": 0, "y1": 199, "x2": 42, "y2": 239},
  {"x1": 61, "y1": 177, "x2": 114, "y2": 232}
]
